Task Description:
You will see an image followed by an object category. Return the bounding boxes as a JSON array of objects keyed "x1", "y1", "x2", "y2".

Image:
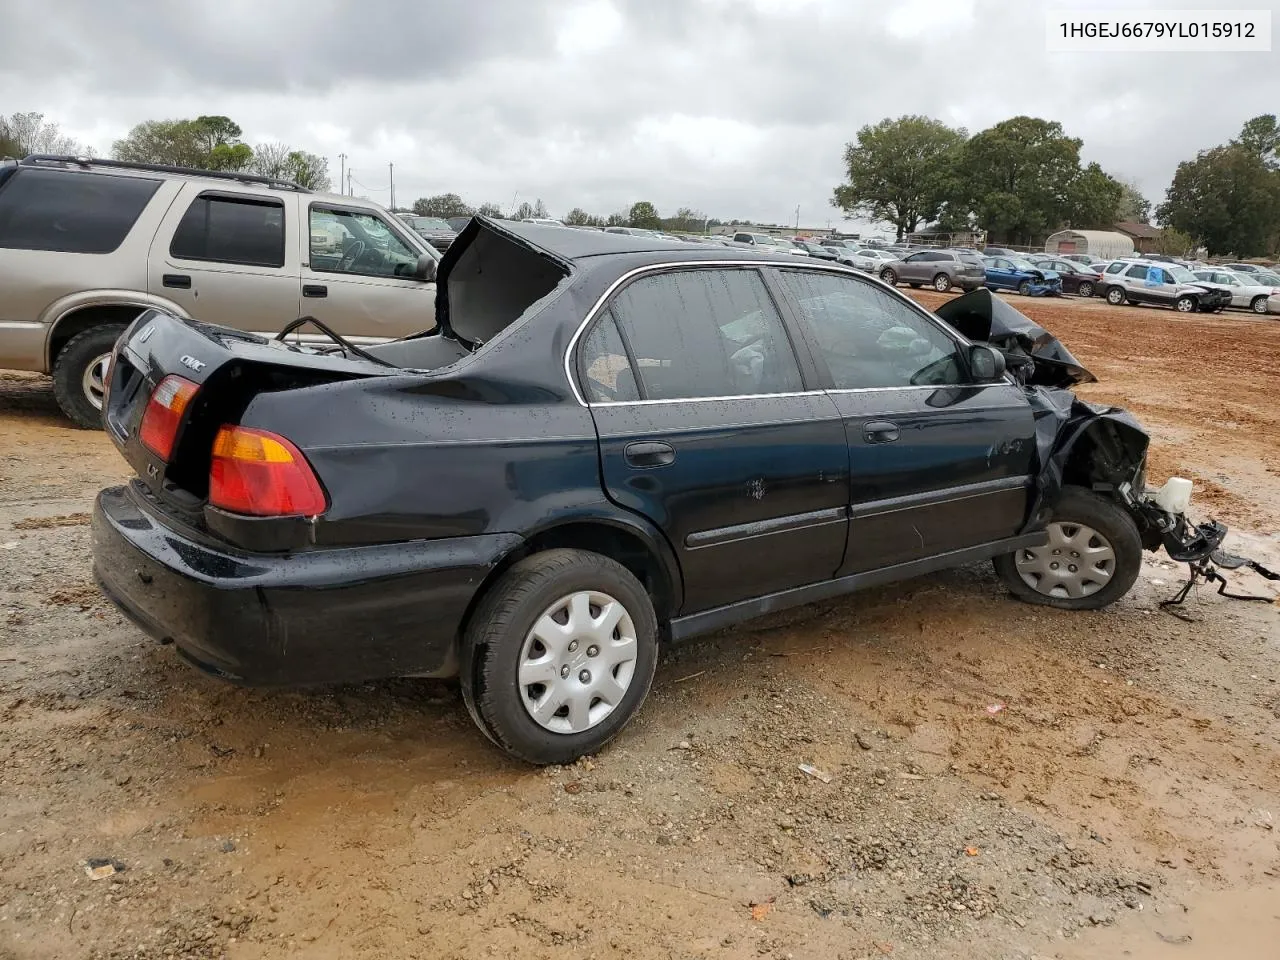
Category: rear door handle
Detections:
[
  {"x1": 162, "y1": 274, "x2": 191, "y2": 289},
  {"x1": 303, "y1": 284, "x2": 328, "y2": 298},
  {"x1": 863, "y1": 420, "x2": 900, "y2": 443},
  {"x1": 624, "y1": 440, "x2": 675, "y2": 468}
]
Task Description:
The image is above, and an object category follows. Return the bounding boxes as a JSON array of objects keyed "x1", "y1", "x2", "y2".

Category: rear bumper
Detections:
[{"x1": 92, "y1": 483, "x2": 522, "y2": 685}]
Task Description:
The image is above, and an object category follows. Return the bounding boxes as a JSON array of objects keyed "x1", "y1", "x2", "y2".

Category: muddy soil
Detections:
[{"x1": 2, "y1": 294, "x2": 1278, "y2": 960}]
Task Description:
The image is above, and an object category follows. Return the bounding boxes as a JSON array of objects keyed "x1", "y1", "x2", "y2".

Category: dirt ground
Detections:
[{"x1": 2, "y1": 293, "x2": 1279, "y2": 960}]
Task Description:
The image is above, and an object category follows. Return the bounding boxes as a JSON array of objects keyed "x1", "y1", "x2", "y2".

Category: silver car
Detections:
[
  {"x1": 843, "y1": 248, "x2": 897, "y2": 273},
  {"x1": 1191, "y1": 269, "x2": 1280, "y2": 314}
]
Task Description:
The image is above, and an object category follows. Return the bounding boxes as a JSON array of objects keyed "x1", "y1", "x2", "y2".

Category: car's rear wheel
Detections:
[
  {"x1": 1017, "y1": 280, "x2": 1032, "y2": 295},
  {"x1": 1077, "y1": 281, "x2": 1094, "y2": 298},
  {"x1": 460, "y1": 549, "x2": 659, "y2": 765},
  {"x1": 1251, "y1": 295, "x2": 1269, "y2": 314},
  {"x1": 1105, "y1": 286, "x2": 1125, "y2": 306},
  {"x1": 993, "y1": 487, "x2": 1142, "y2": 611},
  {"x1": 879, "y1": 268, "x2": 897, "y2": 285},
  {"x1": 1175, "y1": 295, "x2": 1197, "y2": 313},
  {"x1": 52, "y1": 324, "x2": 127, "y2": 430},
  {"x1": 932, "y1": 273, "x2": 951, "y2": 292}
]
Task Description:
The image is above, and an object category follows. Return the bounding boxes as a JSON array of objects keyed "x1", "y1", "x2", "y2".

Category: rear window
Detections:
[
  {"x1": 0, "y1": 168, "x2": 160, "y2": 254},
  {"x1": 170, "y1": 194, "x2": 286, "y2": 268}
]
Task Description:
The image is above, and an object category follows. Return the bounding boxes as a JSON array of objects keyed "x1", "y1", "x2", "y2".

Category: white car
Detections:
[
  {"x1": 1191, "y1": 269, "x2": 1280, "y2": 315},
  {"x1": 843, "y1": 248, "x2": 898, "y2": 273}
]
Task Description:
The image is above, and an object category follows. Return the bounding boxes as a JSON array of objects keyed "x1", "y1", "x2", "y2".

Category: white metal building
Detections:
[{"x1": 1043, "y1": 229, "x2": 1134, "y2": 259}]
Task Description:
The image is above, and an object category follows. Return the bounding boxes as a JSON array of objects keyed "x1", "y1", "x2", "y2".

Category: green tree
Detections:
[
  {"x1": 1066, "y1": 162, "x2": 1124, "y2": 229},
  {"x1": 831, "y1": 115, "x2": 966, "y2": 241},
  {"x1": 112, "y1": 115, "x2": 250, "y2": 170},
  {"x1": 605, "y1": 211, "x2": 629, "y2": 227},
  {"x1": 961, "y1": 116, "x2": 1085, "y2": 244},
  {"x1": 1157, "y1": 143, "x2": 1280, "y2": 256},
  {"x1": 564, "y1": 207, "x2": 598, "y2": 226},
  {"x1": 512, "y1": 200, "x2": 535, "y2": 220},
  {"x1": 1153, "y1": 226, "x2": 1194, "y2": 257},
  {"x1": 628, "y1": 201, "x2": 660, "y2": 229},
  {"x1": 476, "y1": 202, "x2": 503, "y2": 218},
  {"x1": 285, "y1": 151, "x2": 330, "y2": 191},
  {"x1": 1115, "y1": 178, "x2": 1151, "y2": 223},
  {"x1": 0, "y1": 118, "x2": 19, "y2": 158},
  {"x1": 413, "y1": 193, "x2": 473, "y2": 218},
  {"x1": 1236, "y1": 114, "x2": 1279, "y2": 169},
  {"x1": 662, "y1": 206, "x2": 706, "y2": 233}
]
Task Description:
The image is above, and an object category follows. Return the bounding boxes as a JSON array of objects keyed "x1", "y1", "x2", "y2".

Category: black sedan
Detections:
[
  {"x1": 91, "y1": 218, "x2": 1205, "y2": 764},
  {"x1": 1028, "y1": 256, "x2": 1103, "y2": 297}
]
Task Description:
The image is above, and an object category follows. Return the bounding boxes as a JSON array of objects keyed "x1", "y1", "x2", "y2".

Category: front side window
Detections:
[
  {"x1": 602, "y1": 268, "x2": 803, "y2": 400},
  {"x1": 779, "y1": 270, "x2": 966, "y2": 389},
  {"x1": 309, "y1": 206, "x2": 420, "y2": 277},
  {"x1": 0, "y1": 168, "x2": 160, "y2": 254},
  {"x1": 171, "y1": 194, "x2": 285, "y2": 267}
]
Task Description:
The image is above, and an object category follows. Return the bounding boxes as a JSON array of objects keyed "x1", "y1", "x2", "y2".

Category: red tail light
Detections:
[
  {"x1": 139, "y1": 375, "x2": 198, "y2": 460},
  {"x1": 209, "y1": 425, "x2": 327, "y2": 517}
]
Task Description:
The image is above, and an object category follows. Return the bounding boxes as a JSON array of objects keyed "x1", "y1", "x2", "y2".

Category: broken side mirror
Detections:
[
  {"x1": 967, "y1": 343, "x2": 1006, "y2": 383},
  {"x1": 415, "y1": 254, "x2": 438, "y2": 282}
]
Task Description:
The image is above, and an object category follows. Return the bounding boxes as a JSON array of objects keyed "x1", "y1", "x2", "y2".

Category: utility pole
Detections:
[
  {"x1": 338, "y1": 153, "x2": 347, "y2": 196},
  {"x1": 795, "y1": 205, "x2": 800, "y2": 232},
  {"x1": 347, "y1": 169, "x2": 353, "y2": 197},
  {"x1": 389, "y1": 162, "x2": 395, "y2": 211}
]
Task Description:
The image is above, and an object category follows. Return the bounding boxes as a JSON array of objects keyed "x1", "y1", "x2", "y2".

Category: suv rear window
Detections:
[
  {"x1": 171, "y1": 194, "x2": 286, "y2": 268},
  {"x1": 0, "y1": 168, "x2": 160, "y2": 254}
]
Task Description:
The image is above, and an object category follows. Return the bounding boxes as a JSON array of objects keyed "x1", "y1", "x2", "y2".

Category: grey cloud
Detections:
[{"x1": 2, "y1": 0, "x2": 1278, "y2": 227}]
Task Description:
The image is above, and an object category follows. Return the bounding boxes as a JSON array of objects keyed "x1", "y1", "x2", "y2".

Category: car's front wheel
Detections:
[
  {"x1": 52, "y1": 323, "x2": 127, "y2": 429},
  {"x1": 460, "y1": 549, "x2": 659, "y2": 765},
  {"x1": 993, "y1": 486, "x2": 1142, "y2": 611},
  {"x1": 880, "y1": 268, "x2": 897, "y2": 285},
  {"x1": 932, "y1": 273, "x2": 952, "y2": 292},
  {"x1": 1105, "y1": 286, "x2": 1126, "y2": 306},
  {"x1": 1077, "y1": 281, "x2": 1094, "y2": 298},
  {"x1": 1175, "y1": 295, "x2": 1197, "y2": 313}
]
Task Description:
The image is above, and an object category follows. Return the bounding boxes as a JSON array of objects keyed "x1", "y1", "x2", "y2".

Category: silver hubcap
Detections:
[
  {"x1": 518, "y1": 590, "x2": 638, "y2": 735},
  {"x1": 1254, "y1": 299, "x2": 1267, "y2": 314},
  {"x1": 1080, "y1": 283, "x2": 1092, "y2": 296},
  {"x1": 1177, "y1": 299, "x2": 1194, "y2": 312},
  {"x1": 1108, "y1": 290, "x2": 1122, "y2": 304},
  {"x1": 935, "y1": 276, "x2": 949, "y2": 291},
  {"x1": 1016, "y1": 521, "x2": 1116, "y2": 600},
  {"x1": 82, "y1": 353, "x2": 111, "y2": 410}
]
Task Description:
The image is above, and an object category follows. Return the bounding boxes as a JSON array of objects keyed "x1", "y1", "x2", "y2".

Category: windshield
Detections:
[
  {"x1": 406, "y1": 216, "x2": 453, "y2": 232},
  {"x1": 1168, "y1": 266, "x2": 1198, "y2": 283}
]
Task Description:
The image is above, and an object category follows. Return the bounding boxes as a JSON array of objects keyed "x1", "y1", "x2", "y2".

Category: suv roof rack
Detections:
[{"x1": 18, "y1": 154, "x2": 311, "y2": 192}]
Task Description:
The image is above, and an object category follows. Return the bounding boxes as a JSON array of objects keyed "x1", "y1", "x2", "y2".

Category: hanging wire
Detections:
[{"x1": 350, "y1": 176, "x2": 390, "y2": 194}]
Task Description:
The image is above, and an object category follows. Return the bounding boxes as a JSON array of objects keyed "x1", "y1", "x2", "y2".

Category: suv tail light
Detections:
[
  {"x1": 139, "y1": 375, "x2": 198, "y2": 460},
  {"x1": 209, "y1": 425, "x2": 327, "y2": 517}
]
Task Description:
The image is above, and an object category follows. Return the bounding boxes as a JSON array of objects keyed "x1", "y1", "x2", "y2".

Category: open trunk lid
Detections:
[{"x1": 105, "y1": 310, "x2": 391, "y2": 509}]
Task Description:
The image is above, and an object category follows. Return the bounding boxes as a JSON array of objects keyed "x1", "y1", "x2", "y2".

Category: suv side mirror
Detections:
[
  {"x1": 967, "y1": 343, "x2": 1006, "y2": 383},
  {"x1": 415, "y1": 254, "x2": 438, "y2": 282}
]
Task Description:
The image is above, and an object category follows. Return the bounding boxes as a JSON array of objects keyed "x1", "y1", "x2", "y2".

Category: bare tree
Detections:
[
  {"x1": 250, "y1": 141, "x2": 293, "y2": 180},
  {"x1": 4, "y1": 112, "x2": 88, "y2": 156}
]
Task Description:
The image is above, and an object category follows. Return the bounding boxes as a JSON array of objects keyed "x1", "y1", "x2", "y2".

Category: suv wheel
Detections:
[
  {"x1": 1175, "y1": 295, "x2": 1197, "y2": 313},
  {"x1": 1105, "y1": 286, "x2": 1126, "y2": 306},
  {"x1": 460, "y1": 549, "x2": 659, "y2": 765},
  {"x1": 52, "y1": 324, "x2": 127, "y2": 429},
  {"x1": 1077, "y1": 280, "x2": 1094, "y2": 298},
  {"x1": 879, "y1": 268, "x2": 897, "y2": 285},
  {"x1": 993, "y1": 487, "x2": 1141, "y2": 611},
  {"x1": 1251, "y1": 295, "x2": 1269, "y2": 314},
  {"x1": 932, "y1": 273, "x2": 951, "y2": 292}
]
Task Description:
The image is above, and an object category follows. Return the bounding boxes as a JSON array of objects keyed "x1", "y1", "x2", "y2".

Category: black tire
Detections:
[
  {"x1": 879, "y1": 268, "x2": 897, "y2": 285},
  {"x1": 1105, "y1": 286, "x2": 1125, "y2": 306},
  {"x1": 51, "y1": 324, "x2": 127, "y2": 429},
  {"x1": 932, "y1": 273, "x2": 951, "y2": 292},
  {"x1": 1017, "y1": 280, "x2": 1032, "y2": 295},
  {"x1": 993, "y1": 486, "x2": 1142, "y2": 611},
  {"x1": 1251, "y1": 295, "x2": 1269, "y2": 315},
  {"x1": 459, "y1": 548, "x2": 659, "y2": 765},
  {"x1": 1077, "y1": 281, "x2": 1094, "y2": 298},
  {"x1": 1175, "y1": 295, "x2": 1197, "y2": 313}
]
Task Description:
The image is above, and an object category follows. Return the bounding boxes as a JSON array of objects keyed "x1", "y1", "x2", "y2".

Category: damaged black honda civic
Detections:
[{"x1": 90, "y1": 218, "x2": 1228, "y2": 764}]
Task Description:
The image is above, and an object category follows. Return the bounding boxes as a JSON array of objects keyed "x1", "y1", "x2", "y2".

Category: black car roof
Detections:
[{"x1": 487, "y1": 217, "x2": 783, "y2": 264}]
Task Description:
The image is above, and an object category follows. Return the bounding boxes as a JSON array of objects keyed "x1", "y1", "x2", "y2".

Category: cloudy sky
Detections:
[{"x1": 2, "y1": 0, "x2": 1277, "y2": 236}]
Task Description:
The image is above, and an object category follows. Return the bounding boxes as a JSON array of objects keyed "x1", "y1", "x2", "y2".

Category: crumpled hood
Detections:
[{"x1": 934, "y1": 288, "x2": 1095, "y2": 388}]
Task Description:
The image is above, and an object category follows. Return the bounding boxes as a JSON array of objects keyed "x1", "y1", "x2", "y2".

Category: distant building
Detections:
[
  {"x1": 1112, "y1": 220, "x2": 1163, "y2": 254},
  {"x1": 1043, "y1": 229, "x2": 1135, "y2": 259},
  {"x1": 710, "y1": 222, "x2": 843, "y2": 239}
]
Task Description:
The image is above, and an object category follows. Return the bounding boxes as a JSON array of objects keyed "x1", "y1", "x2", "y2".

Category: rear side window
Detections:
[
  {"x1": 0, "y1": 168, "x2": 159, "y2": 254},
  {"x1": 578, "y1": 311, "x2": 641, "y2": 403},
  {"x1": 170, "y1": 194, "x2": 286, "y2": 267},
  {"x1": 1125, "y1": 264, "x2": 1150, "y2": 279},
  {"x1": 604, "y1": 268, "x2": 803, "y2": 400}
]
